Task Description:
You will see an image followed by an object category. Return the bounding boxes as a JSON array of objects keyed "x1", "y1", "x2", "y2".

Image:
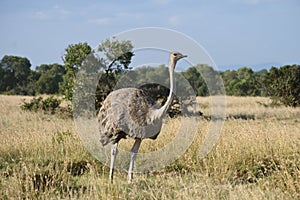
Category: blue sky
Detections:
[{"x1": 0, "y1": 0, "x2": 299, "y2": 70}]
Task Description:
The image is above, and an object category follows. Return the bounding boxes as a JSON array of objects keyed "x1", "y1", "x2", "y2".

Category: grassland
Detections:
[{"x1": 0, "y1": 95, "x2": 299, "y2": 199}]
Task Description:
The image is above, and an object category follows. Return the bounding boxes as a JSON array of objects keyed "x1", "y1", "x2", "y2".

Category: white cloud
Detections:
[
  {"x1": 32, "y1": 5, "x2": 71, "y2": 20},
  {"x1": 53, "y1": 5, "x2": 70, "y2": 16},
  {"x1": 116, "y1": 12, "x2": 143, "y2": 21},
  {"x1": 87, "y1": 12, "x2": 144, "y2": 26},
  {"x1": 33, "y1": 11, "x2": 50, "y2": 20},
  {"x1": 88, "y1": 17, "x2": 112, "y2": 25}
]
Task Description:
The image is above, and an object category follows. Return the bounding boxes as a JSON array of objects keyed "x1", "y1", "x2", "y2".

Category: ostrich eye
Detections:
[{"x1": 173, "y1": 53, "x2": 178, "y2": 56}]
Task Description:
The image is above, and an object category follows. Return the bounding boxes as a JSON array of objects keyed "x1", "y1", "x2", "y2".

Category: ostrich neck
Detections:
[{"x1": 155, "y1": 59, "x2": 176, "y2": 119}]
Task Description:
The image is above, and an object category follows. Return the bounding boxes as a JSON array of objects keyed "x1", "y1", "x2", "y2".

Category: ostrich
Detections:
[{"x1": 98, "y1": 51, "x2": 187, "y2": 183}]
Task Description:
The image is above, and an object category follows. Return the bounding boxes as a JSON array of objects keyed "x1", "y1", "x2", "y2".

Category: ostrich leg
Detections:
[
  {"x1": 127, "y1": 138, "x2": 142, "y2": 183},
  {"x1": 109, "y1": 143, "x2": 118, "y2": 183}
]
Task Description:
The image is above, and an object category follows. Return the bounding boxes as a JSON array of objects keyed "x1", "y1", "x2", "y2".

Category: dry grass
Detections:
[{"x1": 0, "y1": 95, "x2": 300, "y2": 199}]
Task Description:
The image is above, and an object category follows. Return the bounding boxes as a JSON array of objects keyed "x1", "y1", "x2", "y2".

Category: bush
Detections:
[
  {"x1": 41, "y1": 96, "x2": 61, "y2": 113},
  {"x1": 21, "y1": 96, "x2": 61, "y2": 114},
  {"x1": 262, "y1": 65, "x2": 300, "y2": 107},
  {"x1": 20, "y1": 97, "x2": 43, "y2": 112}
]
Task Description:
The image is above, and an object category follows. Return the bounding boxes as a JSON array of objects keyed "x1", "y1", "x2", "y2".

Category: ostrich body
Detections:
[{"x1": 98, "y1": 52, "x2": 187, "y2": 183}]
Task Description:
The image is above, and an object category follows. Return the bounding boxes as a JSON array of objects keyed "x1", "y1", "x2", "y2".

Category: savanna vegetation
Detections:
[
  {"x1": 1, "y1": 38, "x2": 300, "y2": 199},
  {"x1": 0, "y1": 95, "x2": 299, "y2": 199}
]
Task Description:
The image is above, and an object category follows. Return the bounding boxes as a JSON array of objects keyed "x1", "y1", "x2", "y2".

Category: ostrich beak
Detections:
[{"x1": 181, "y1": 55, "x2": 187, "y2": 58}]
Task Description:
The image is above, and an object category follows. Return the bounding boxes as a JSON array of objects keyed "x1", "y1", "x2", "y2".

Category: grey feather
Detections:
[{"x1": 98, "y1": 88, "x2": 162, "y2": 146}]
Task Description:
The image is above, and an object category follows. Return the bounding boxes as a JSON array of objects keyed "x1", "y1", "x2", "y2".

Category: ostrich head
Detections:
[{"x1": 169, "y1": 51, "x2": 187, "y2": 70}]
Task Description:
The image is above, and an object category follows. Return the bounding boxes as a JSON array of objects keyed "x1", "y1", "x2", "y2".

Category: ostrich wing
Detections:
[{"x1": 98, "y1": 88, "x2": 163, "y2": 146}]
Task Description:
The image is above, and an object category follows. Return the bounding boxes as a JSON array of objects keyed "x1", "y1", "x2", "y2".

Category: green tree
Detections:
[
  {"x1": 236, "y1": 67, "x2": 260, "y2": 96},
  {"x1": 60, "y1": 42, "x2": 93, "y2": 101},
  {"x1": 98, "y1": 37, "x2": 134, "y2": 71},
  {"x1": 262, "y1": 65, "x2": 300, "y2": 107},
  {"x1": 0, "y1": 55, "x2": 31, "y2": 94},
  {"x1": 24, "y1": 70, "x2": 40, "y2": 96},
  {"x1": 0, "y1": 67, "x2": 11, "y2": 91},
  {"x1": 36, "y1": 64, "x2": 66, "y2": 94},
  {"x1": 60, "y1": 39, "x2": 134, "y2": 111},
  {"x1": 222, "y1": 70, "x2": 237, "y2": 95},
  {"x1": 222, "y1": 67, "x2": 260, "y2": 96},
  {"x1": 183, "y1": 64, "x2": 224, "y2": 96},
  {"x1": 183, "y1": 66, "x2": 208, "y2": 96},
  {"x1": 196, "y1": 65, "x2": 222, "y2": 95},
  {"x1": 95, "y1": 38, "x2": 134, "y2": 109}
]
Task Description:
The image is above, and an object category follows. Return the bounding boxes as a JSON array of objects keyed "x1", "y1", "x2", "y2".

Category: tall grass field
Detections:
[{"x1": 0, "y1": 95, "x2": 299, "y2": 199}]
